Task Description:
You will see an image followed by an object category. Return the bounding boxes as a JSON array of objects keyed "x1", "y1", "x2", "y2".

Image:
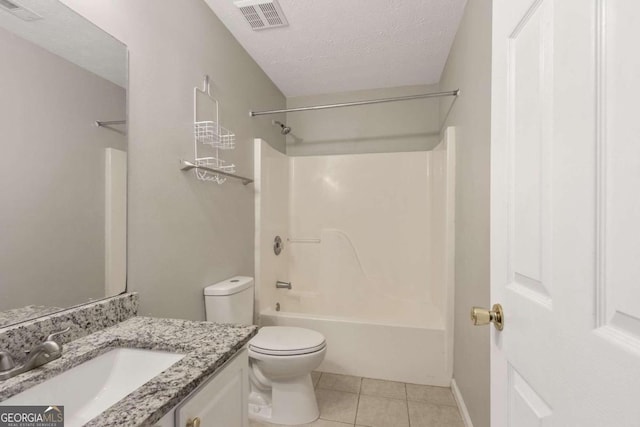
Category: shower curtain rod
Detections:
[{"x1": 249, "y1": 89, "x2": 459, "y2": 117}]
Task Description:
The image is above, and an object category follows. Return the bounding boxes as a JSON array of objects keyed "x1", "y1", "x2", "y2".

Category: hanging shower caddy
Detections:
[{"x1": 180, "y1": 75, "x2": 253, "y2": 185}]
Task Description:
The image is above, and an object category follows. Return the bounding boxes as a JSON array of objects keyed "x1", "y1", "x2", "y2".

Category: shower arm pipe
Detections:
[{"x1": 249, "y1": 89, "x2": 459, "y2": 117}]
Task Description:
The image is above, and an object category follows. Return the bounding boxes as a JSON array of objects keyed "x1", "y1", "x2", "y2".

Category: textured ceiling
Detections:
[
  {"x1": 0, "y1": 0, "x2": 127, "y2": 87},
  {"x1": 204, "y1": 0, "x2": 466, "y2": 97}
]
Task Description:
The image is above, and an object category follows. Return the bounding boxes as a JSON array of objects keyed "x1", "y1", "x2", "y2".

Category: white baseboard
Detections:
[{"x1": 451, "y1": 378, "x2": 474, "y2": 427}]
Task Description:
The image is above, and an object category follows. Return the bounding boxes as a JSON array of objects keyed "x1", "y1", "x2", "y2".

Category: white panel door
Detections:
[{"x1": 491, "y1": 0, "x2": 640, "y2": 425}]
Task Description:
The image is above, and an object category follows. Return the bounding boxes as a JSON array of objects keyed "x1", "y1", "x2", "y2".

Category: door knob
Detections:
[{"x1": 470, "y1": 304, "x2": 504, "y2": 331}]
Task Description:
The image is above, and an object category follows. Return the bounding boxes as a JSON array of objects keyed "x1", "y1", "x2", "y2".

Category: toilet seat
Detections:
[{"x1": 249, "y1": 326, "x2": 326, "y2": 356}]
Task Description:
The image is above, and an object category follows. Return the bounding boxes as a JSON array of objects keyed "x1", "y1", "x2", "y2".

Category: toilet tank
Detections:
[{"x1": 204, "y1": 276, "x2": 254, "y2": 325}]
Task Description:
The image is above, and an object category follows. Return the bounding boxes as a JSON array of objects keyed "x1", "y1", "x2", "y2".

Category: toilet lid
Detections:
[{"x1": 249, "y1": 326, "x2": 326, "y2": 356}]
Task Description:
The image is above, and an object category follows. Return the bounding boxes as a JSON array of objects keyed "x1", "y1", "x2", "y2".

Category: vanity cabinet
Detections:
[{"x1": 155, "y1": 349, "x2": 248, "y2": 427}]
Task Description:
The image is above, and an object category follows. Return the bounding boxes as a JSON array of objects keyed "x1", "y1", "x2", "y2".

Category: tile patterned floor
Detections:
[{"x1": 249, "y1": 372, "x2": 465, "y2": 427}]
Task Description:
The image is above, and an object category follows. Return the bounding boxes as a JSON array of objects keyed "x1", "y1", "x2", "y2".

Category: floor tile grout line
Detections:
[
  {"x1": 353, "y1": 376, "x2": 363, "y2": 425},
  {"x1": 406, "y1": 386, "x2": 412, "y2": 427},
  {"x1": 357, "y1": 394, "x2": 409, "y2": 402}
]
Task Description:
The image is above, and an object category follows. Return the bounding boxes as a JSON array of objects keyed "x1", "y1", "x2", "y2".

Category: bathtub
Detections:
[
  {"x1": 259, "y1": 308, "x2": 451, "y2": 386},
  {"x1": 254, "y1": 134, "x2": 456, "y2": 387}
]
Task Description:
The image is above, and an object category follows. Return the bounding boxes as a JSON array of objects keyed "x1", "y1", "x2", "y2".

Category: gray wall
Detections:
[
  {"x1": 439, "y1": 1, "x2": 492, "y2": 426},
  {"x1": 0, "y1": 27, "x2": 126, "y2": 310},
  {"x1": 285, "y1": 85, "x2": 441, "y2": 156},
  {"x1": 59, "y1": 0, "x2": 286, "y2": 320}
]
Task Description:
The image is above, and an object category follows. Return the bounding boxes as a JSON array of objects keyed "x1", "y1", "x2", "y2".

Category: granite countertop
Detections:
[
  {"x1": 0, "y1": 305, "x2": 63, "y2": 328},
  {"x1": 0, "y1": 316, "x2": 257, "y2": 426}
]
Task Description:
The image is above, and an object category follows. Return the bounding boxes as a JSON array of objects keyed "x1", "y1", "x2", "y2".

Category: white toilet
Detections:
[{"x1": 204, "y1": 276, "x2": 326, "y2": 425}]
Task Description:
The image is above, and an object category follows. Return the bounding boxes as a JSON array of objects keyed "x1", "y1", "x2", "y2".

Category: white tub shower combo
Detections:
[{"x1": 254, "y1": 129, "x2": 455, "y2": 386}]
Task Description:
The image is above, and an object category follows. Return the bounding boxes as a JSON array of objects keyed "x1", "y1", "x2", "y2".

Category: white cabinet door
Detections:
[
  {"x1": 491, "y1": 0, "x2": 640, "y2": 425},
  {"x1": 175, "y1": 349, "x2": 248, "y2": 427}
]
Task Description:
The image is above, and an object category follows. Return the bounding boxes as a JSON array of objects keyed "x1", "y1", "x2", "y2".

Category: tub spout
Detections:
[{"x1": 276, "y1": 281, "x2": 292, "y2": 290}]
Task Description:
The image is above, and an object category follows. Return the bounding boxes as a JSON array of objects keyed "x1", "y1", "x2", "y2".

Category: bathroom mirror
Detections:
[{"x1": 0, "y1": 0, "x2": 128, "y2": 328}]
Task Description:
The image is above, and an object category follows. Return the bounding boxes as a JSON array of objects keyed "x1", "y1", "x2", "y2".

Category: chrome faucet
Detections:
[{"x1": 0, "y1": 326, "x2": 71, "y2": 381}]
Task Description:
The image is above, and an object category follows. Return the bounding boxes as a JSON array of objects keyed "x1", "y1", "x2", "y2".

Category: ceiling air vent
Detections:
[
  {"x1": 0, "y1": 0, "x2": 42, "y2": 21},
  {"x1": 234, "y1": 0, "x2": 288, "y2": 31}
]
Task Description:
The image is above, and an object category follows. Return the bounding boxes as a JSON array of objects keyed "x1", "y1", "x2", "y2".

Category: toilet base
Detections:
[
  {"x1": 248, "y1": 373, "x2": 319, "y2": 425},
  {"x1": 248, "y1": 401, "x2": 272, "y2": 421}
]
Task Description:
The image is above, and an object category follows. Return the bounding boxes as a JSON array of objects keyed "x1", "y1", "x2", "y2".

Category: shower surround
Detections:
[{"x1": 254, "y1": 131, "x2": 455, "y2": 385}]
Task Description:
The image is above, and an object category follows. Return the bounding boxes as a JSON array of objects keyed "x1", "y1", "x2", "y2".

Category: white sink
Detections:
[{"x1": 2, "y1": 348, "x2": 184, "y2": 426}]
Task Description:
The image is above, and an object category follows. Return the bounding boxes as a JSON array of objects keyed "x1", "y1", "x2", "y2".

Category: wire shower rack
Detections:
[
  {"x1": 190, "y1": 75, "x2": 236, "y2": 184},
  {"x1": 194, "y1": 121, "x2": 236, "y2": 150}
]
